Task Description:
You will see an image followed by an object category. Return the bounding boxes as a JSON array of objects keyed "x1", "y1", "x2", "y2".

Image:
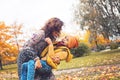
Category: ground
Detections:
[
  {"x1": 0, "y1": 64, "x2": 120, "y2": 80},
  {"x1": 55, "y1": 64, "x2": 120, "y2": 80}
]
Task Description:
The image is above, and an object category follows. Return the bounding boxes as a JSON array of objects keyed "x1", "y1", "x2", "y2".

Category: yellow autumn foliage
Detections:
[{"x1": 0, "y1": 22, "x2": 20, "y2": 64}]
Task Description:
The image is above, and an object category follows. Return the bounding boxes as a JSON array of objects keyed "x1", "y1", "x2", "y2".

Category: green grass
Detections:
[
  {"x1": 1, "y1": 49, "x2": 120, "y2": 71},
  {"x1": 0, "y1": 64, "x2": 17, "y2": 72},
  {"x1": 57, "y1": 48, "x2": 120, "y2": 70}
]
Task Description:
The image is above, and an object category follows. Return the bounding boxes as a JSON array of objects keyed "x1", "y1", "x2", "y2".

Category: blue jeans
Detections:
[
  {"x1": 21, "y1": 60, "x2": 35, "y2": 80},
  {"x1": 21, "y1": 60, "x2": 55, "y2": 80}
]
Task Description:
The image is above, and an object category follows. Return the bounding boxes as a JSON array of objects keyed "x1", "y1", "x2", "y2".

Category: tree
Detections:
[
  {"x1": 9, "y1": 22, "x2": 23, "y2": 51},
  {"x1": 73, "y1": 0, "x2": 120, "y2": 47},
  {"x1": 96, "y1": 0, "x2": 120, "y2": 38},
  {"x1": 0, "y1": 55, "x2": 2, "y2": 70},
  {"x1": 0, "y1": 22, "x2": 23, "y2": 70}
]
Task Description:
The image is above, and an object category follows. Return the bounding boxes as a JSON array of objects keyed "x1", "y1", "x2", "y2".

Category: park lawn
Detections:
[
  {"x1": 0, "y1": 48, "x2": 120, "y2": 80},
  {"x1": 0, "y1": 64, "x2": 17, "y2": 72},
  {"x1": 1, "y1": 49, "x2": 120, "y2": 71},
  {"x1": 57, "y1": 48, "x2": 120, "y2": 70}
]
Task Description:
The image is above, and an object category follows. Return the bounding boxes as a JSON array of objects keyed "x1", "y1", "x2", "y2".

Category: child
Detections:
[{"x1": 21, "y1": 35, "x2": 78, "y2": 80}]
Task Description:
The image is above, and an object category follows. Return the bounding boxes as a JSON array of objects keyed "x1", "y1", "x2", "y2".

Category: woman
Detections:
[{"x1": 17, "y1": 17, "x2": 64, "y2": 80}]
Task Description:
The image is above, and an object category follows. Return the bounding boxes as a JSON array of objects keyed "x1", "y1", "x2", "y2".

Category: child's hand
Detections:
[
  {"x1": 35, "y1": 59, "x2": 42, "y2": 69},
  {"x1": 45, "y1": 37, "x2": 52, "y2": 45}
]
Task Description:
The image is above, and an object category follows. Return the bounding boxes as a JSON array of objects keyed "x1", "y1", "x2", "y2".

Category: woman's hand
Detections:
[
  {"x1": 35, "y1": 59, "x2": 42, "y2": 69},
  {"x1": 45, "y1": 37, "x2": 52, "y2": 45}
]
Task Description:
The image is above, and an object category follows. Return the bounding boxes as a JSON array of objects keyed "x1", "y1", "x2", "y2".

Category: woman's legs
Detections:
[{"x1": 17, "y1": 50, "x2": 27, "y2": 80}]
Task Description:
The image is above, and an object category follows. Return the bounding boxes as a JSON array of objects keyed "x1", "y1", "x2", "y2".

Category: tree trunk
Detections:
[
  {"x1": 0, "y1": 59, "x2": 3, "y2": 70},
  {"x1": 95, "y1": 40, "x2": 99, "y2": 52}
]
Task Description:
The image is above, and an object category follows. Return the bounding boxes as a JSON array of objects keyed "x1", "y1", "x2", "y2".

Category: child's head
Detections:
[{"x1": 62, "y1": 35, "x2": 78, "y2": 49}]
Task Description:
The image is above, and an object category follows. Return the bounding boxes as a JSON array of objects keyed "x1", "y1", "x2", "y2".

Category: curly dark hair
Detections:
[{"x1": 41, "y1": 17, "x2": 64, "y2": 41}]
